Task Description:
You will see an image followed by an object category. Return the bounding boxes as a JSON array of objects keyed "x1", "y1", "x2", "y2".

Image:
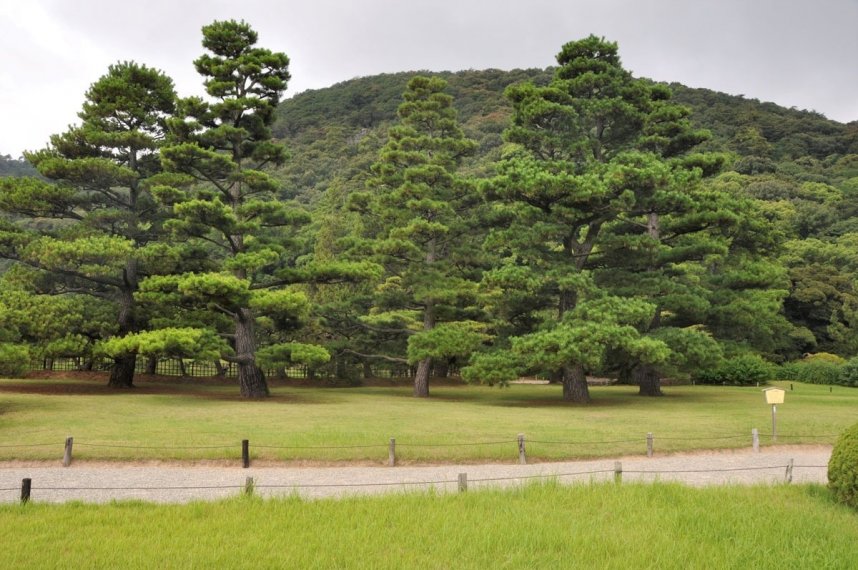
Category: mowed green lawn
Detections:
[
  {"x1": 1, "y1": 483, "x2": 857, "y2": 569},
  {"x1": 0, "y1": 377, "x2": 855, "y2": 463}
]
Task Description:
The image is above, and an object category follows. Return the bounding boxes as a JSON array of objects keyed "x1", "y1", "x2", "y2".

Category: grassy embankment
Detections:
[
  {"x1": 0, "y1": 378, "x2": 854, "y2": 463},
  {"x1": 0, "y1": 483, "x2": 856, "y2": 568}
]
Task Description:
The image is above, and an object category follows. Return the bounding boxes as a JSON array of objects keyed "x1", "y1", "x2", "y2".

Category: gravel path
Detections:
[{"x1": 0, "y1": 446, "x2": 831, "y2": 504}]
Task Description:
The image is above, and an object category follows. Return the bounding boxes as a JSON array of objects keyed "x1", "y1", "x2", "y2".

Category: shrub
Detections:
[
  {"x1": 0, "y1": 343, "x2": 30, "y2": 377},
  {"x1": 696, "y1": 354, "x2": 774, "y2": 385},
  {"x1": 829, "y1": 422, "x2": 858, "y2": 509},
  {"x1": 837, "y1": 357, "x2": 858, "y2": 387},
  {"x1": 795, "y1": 360, "x2": 843, "y2": 385},
  {"x1": 777, "y1": 362, "x2": 802, "y2": 381},
  {"x1": 802, "y1": 352, "x2": 846, "y2": 364}
]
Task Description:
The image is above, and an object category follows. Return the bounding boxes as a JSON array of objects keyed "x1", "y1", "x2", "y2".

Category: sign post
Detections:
[{"x1": 762, "y1": 387, "x2": 785, "y2": 442}]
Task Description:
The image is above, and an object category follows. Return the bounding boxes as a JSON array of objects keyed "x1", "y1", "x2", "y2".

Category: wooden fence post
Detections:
[
  {"x1": 752, "y1": 428, "x2": 759, "y2": 453},
  {"x1": 614, "y1": 461, "x2": 622, "y2": 484},
  {"x1": 458, "y1": 472, "x2": 468, "y2": 492},
  {"x1": 245, "y1": 477, "x2": 255, "y2": 496},
  {"x1": 63, "y1": 436, "x2": 74, "y2": 467},
  {"x1": 242, "y1": 439, "x2": 250, "y2": 468},
  {"x1": 21, "y1": 478, "x2": 31, "y2": 504},
  {"x1": 518, "y1": 433, "x2": 527, "y2": 465},
  {"x1": 389, "y1": 438, "x2": 396, "y2": 467},
  {"x1": 646, "y1": 433, "x2": 654, "y2": 458},
  {"x1": 785, "y1": 459, "x2": 794, "y2": 483}
]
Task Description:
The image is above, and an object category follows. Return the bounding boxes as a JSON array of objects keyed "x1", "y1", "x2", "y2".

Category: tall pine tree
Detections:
[
  {"x1": 349, "y1": 76, "x2": 483, "y2": 397},
  {"x1": 0, "y1": 61, "x2": 176, "y2": 387}
]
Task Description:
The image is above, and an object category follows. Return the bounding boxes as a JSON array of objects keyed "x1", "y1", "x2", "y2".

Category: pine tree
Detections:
[
  {"x1": 349, "y1": 76, "x2": 483, "y2": 397},
  {"x1": 0, "y1": 61, "x2": 176, "y2": 387},
  {"x1": 146, "y1": 21, "x2": 362, "y2": 397}
]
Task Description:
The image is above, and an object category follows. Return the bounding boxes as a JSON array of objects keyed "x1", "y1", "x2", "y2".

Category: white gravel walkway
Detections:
[{"x1": 0, "y1": 446, "x2": 831, "y2": 504}]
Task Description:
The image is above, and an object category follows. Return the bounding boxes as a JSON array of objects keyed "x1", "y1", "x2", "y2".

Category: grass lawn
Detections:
[
  {"x1": 0, "y1": 377, "x2": 855, "y2": 463},
  {"x1": 0, "y1": 483, "x2": 856, "y2": 568}
]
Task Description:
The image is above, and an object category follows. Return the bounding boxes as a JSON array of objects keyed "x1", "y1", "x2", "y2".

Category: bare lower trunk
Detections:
[
  {"x1": 235, "y1": 308, "x2": 269, "y2": 398},
  {"x1": 635, "y1": 363, "x2": 663, "y2": 396},
  {"x1": 363, "y1": 361, "x2": 374, "y2": 379},
  {"x1": 145, "y1": 355, "x2": 158, "y2": 375},
  {"x1": 561, "y1": 363, "x2": 591, "y2": 403},
  {"x1": 108, "y1": 353, "x2": 136, "y2": 388},
  {"x1": 109, "y1": 282, "x2": 137, "y2": 388},
  {"x1": 414, "y1": 357, "x2": 431, "y2": 398},
  {"x1": 214, "y1": 360, "x2": 226, "y2": 378}
]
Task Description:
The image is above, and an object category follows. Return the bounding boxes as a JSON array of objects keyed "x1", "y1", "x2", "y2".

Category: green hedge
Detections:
[
  {"x1": 778, "y1": 357, "x2": 858, "y2": 386},
  {"x1": 696, "y1": 354, "x2": 774, "y2": 385}
]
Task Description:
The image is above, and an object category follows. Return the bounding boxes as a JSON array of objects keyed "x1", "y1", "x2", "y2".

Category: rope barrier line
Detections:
[
  {"x1": 252, "y1": 444, "x2": 388, "y2": 450},
  {"x1": 0, "y1": 431, "x2": 840, "y2": 454},
  {"x1": 254, "y1": 480, "x2": 459, "y2": 489},
  {"x1": 397, "y1": 441, "x2": 514, "y2": 448},
  {"x1": 761, "y1": 434, "x2": 839, "y2": 438},
  {"x1": 528, "y1": 439, "x2": 641, "y2": 445},
  {"x1": 75, "y1": 443, "x2": 235, "y2": 450},
  {"x1": 656, "y1": 435, "x2": 748, "y2": 441},
  {"x1": 470, "y1": 469, "x2": 615, "y2": 483},
  {"x1": 33, "y1": 485, "x2": 243, "y2": 491},
  {"x1": 624, "y1": 465, "x2": 787, "y2": 474}
]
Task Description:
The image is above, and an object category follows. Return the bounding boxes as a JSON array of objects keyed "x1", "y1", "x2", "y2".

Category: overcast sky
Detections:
[{"x1": 2, "y1": 0, "x2": 856, "y2": 156}]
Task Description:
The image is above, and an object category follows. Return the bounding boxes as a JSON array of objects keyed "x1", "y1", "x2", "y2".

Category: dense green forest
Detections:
[{"x1": 2, "y1": 21, "x2": 857, "y2": 400}]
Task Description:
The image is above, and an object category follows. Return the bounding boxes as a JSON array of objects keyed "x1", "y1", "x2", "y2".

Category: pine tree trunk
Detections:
[
  {"x1": 235, "y1": 308, "x2": 269, "y2": 398},
  {"x1": 214, "y1": 360, "x2": 226, "y2": 378},
  {"x1": 363, "y1": 361, "x2": 374, "y2": 379},
  {"x1": 145, "y1": 355, "x2": 158, "y2": 375},
  {"x1": 109, "y1": 286, "x2": 136, "y2": 388},
  {"x1": 635, "y1": 363, "x2": 663, "y2": 396},
  {"x1": 561, "y1": 363, "x2": 591, "y2": 403},
  {"x1": 108, "y1": 353, "x2": 136, "y2": 388},
  {"x1": 414, "y1": 357, "x2": 431, "y2": 398}
]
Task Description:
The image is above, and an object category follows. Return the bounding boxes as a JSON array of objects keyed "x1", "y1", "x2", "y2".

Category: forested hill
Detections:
[{"x1": 270, "y1": 68, "x2": 856, "y2": 204}]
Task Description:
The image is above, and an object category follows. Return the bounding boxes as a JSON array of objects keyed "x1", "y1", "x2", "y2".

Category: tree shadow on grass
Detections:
[{"x1": 0, "y1": 380, "x2": 336, "y2": 405}]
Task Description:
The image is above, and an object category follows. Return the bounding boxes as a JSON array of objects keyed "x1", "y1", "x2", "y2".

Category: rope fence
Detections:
[
  {"x1": 7, "y1": 460, "x2": 830, "y2": 504},
  {"x1": 0, "y1": 428, "x2": 840, "y2": 468}
]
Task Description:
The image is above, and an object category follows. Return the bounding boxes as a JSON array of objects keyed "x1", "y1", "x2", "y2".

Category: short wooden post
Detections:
[
  {"x1": 21, "y1": 478, "x2": 31, "y2": 503},
  {"x1": 752, "y1": 428, "x2": 759, "y2": 453},
  {"x1": 518, "y1": 433, "x2": 527, "y2": 465},
  {"x1": 389, "y1": 438, "x2": 396, "y2": 467},
  {"x1": 63, "y1": 436, "x2": 74, "y2": 467},
  {"x1": 614, "y1": 461, "x2": 622, "y2": 484},
  {"x1": 458, "y1": 472, "x2": 468, "y2": 492},
  {"x1": 244, "y1": 476, "x2": 255, "y2": 496},
  {"x1": 790, "y1": 383, "x2": 793, "y2": 391},
  {"x1": 242, "y1": 439, "x2": 250, "y2": 468},
  {"x1": 646, "y1": 433, "x2": 654, "y2": 458},
  {"x1": 785, "y1": 459, "x2": 794, "y2": 483}
]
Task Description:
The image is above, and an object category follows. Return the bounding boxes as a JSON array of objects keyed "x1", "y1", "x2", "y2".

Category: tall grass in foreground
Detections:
[
  {"x1": 1, "y1": 379, "x2": 855, "y2": 462},
  {"x1": 0, "y1": 483, "x2": 856, "y2": 569}
]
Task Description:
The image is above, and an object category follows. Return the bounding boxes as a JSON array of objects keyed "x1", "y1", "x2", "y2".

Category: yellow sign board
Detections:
[{"x1": 763, "y1": 387, "x2": 785, "y2": 405}]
